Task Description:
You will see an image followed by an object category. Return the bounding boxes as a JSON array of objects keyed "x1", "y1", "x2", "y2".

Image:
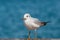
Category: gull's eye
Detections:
[{"x1": 26, "y1": 16, "x2": 28, "y2": 17}]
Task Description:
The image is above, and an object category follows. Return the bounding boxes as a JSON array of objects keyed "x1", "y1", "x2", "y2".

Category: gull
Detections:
[{"x1": 22, "y1": 13, "x2": 49, "y2": 40}]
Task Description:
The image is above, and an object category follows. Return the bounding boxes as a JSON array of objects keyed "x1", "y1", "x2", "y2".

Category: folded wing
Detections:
[{"x1": 33, "y1": 18, "x2": 48, "y2": 26}]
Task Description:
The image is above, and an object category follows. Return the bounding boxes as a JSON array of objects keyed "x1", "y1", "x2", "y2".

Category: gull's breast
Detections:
[
  {"x1": 24, "y1": 19, "x2": 32, "y2": 27},
  {"x1": 24, "y1": 19, "x2": 40, "y2": 30}
]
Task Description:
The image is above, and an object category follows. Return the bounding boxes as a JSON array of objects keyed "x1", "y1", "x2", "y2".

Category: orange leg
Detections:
[
  {"x1": 34, "y1": 29, "x2": 38, "y2": 40},
  {"x1": 27, "y1": 31, "x2": 30, "y2": 40}
]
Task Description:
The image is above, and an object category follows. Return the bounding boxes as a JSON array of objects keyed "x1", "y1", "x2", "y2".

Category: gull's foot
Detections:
[
  {"x1": 27, "y1": 38, "x2": 30, "y2": 40},
  {"x1": 34, "y1": 38, "x2": 38, "y2": 40}
]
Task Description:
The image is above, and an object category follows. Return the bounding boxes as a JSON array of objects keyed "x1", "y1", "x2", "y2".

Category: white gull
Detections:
[{"x1": 22, "y1": 13, "x2": 49, "y2": 39}]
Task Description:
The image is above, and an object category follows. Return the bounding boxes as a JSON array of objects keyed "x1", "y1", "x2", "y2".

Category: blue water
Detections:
[{"x1": 0, "y1": 0, "x2": 60, "y2": 38}]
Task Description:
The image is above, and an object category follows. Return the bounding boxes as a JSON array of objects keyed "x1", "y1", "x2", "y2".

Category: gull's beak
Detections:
[{"x1": 22, "y1": 18, "x2": 26, "y2": 20}]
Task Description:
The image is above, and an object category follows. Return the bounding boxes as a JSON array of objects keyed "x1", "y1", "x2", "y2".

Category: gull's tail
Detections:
[
  {"x1": 41, "y1": 21, "x2": 50, "y2": 26},
  {"x1": 44, "y1": 21, "x2": 50, "y2": 25}
]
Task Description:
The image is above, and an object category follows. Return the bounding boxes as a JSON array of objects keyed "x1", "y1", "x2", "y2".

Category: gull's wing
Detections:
[
  {"x1": 32, "y1": 18, "x2": 40, "y2": 22},
  {"x1": 32, "y1": 18, "x2": 41, "y2": 25},
  {"x1": 32, "y1": 18, "x2": 47, "y2": 26}
]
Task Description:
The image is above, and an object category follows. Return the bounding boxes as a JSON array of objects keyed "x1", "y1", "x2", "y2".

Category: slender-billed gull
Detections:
[{"x1": 23, "y1": 13, "x2": 49, "y2": 40}]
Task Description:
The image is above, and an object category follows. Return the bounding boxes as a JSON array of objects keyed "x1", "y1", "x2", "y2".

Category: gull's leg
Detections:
[
  {"x1": 27, "y1": 30, "x2": 31, "y2": 40},
  {"x1": 34, "y1": 29, "x2": 37, "y2": 40},
  {"x1": 28, "y1": 30, "x2": 30, "y2": 38}
]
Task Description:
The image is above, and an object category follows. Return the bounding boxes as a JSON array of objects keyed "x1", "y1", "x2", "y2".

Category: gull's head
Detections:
[{"x1": 23, "y1": 13, "x2": 31, "y2": 20}]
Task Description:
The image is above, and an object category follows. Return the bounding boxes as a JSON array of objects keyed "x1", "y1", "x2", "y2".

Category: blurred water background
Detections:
[{"x1": 0, "y1": 0, "x2": 60, "y2": 38}]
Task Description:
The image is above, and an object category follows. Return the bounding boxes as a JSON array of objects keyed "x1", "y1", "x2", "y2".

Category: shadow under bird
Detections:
[{"x1": 22, "y1": 13, "x2": 49, "y2": 40}]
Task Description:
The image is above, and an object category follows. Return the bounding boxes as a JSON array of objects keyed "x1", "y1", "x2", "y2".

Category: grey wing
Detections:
[
  {"x1": 32, "y1": 18, "x2": 40, "y2": 22},
  {"x1": 32, "y1": 18, "x2": 41, "y2": 25},
  {"x1": 33, "y1": 18, "x2": 45, "y2": 26}
]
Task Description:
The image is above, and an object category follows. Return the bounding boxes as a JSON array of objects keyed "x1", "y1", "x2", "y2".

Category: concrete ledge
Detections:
[{"x1": 0, "y1": 39, "x2": 60, "y2": 40}]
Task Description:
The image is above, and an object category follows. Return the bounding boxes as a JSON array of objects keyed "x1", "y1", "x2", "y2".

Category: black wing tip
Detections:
[
  {"x1": 44, "y1": 21, "x2": 50, "y2": 25},
  {"x1": 44, "y1": 22, "x2": 47, "y2": 25}
]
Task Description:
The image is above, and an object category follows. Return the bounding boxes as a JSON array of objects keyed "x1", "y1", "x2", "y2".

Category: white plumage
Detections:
[
  {"x1": 23, "y1": 13, "x2": 46, "y2": 30},
  {"x1": 23, "y1": 13, "x2": 48, "y2": 39}
]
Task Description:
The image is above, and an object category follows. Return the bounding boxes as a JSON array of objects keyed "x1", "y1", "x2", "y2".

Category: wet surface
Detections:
[{"x1": 0, "y1": 0, "x2": 60, "y2": 38}]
